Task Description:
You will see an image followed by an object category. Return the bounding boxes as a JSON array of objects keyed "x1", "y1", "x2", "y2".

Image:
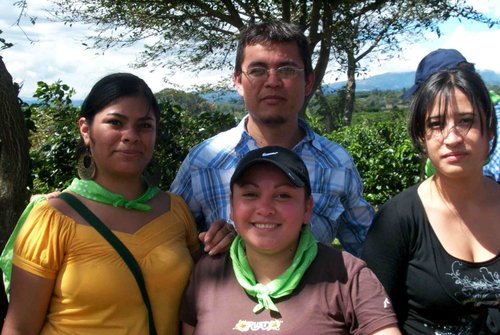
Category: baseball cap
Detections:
[
  {"x1": 230, "y1": 146, "x2": 311, "y2": 194},
  {"x1": 402, "y1": 49, "x2": 468, "y2": 101}
]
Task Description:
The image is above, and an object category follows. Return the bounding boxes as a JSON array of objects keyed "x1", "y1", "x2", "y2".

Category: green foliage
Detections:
[
  {"x1": 489, "y1": 85, "x2": 500, "y2": 96},
  {"x1": 153, "y1": 99, "x2": 237, "y2": 189},
  {"x1": 211, "y1": 99, "x2": 247, "y2": 120},
  {"x1": 155, "y1": 88, "x2": 216, "y2": 115},
  {"x1": 308, "y1": 87, "x2": 347, "y2": 131},
  {"x1": 326, "y1": 117, "x2": 423, "y2": 207},
  {"x1": 26, "y1": 81, "x2": 80, "y2": 193},
  {"x1": 354, "y1": 89, "x2": 409, "y2": 115}
]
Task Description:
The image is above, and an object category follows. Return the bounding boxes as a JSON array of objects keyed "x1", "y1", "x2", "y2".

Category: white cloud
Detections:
[
  {"x1": 359, "y1": 18, "x2": 500, "y2": 79},
  {"x1": 467, "y1": 0, "x2": 500, "y2": 17},
  {"x1": 1, "y1": 0, "x2": 228, "y2": 99}
]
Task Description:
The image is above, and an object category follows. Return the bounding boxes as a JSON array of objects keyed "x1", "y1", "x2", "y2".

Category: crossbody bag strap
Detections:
[{"x1": 58, "y1": 192, "x2": 157, "y2": 335}]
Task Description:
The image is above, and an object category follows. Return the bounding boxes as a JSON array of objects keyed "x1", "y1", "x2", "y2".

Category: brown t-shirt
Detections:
[{"x1": 180, "y1": 244, "x2": 398, "y2": 334}]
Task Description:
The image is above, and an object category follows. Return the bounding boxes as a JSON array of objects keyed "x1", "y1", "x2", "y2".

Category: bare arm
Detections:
[
  {"x1": 199, "y1": 219, "x2": 236, "y2": 255},
  {"x1": 1, "y1": 266, "x2": 55, "y2": 335},
  {"x1": 371, "y1": 326, "x2": 402, "y2": 335},
  {"x1": 181, "y1": 322, "x2": 195, "y2": 335}
]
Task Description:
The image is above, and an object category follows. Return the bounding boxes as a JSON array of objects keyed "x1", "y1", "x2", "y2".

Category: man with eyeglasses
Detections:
[{"x1": 170, "y1": 20, "x2": 373, "y2": 256}]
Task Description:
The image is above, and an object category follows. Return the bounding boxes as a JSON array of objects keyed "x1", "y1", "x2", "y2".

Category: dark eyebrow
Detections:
[
  {"x1": 247, "y1": 61, "x2": 268, "y2": 68},
  {"x1": 237, "y1": 181, "x2": 258, "y2": 188},
  {"x1": 105, "y1": 112, "x2": 155, "y2": 122},
  {"x1": 104, "y1": 112, "x2": 127, "y2": 119}
]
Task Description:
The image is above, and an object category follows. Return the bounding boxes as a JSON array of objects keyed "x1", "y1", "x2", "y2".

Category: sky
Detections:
[{"x1": 1, "y1": 0, "x2": 500, "y2": 100}]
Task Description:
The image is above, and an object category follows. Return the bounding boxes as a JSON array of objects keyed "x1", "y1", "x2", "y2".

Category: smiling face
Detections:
[
  {"x1": 79, "y1": 95, "x2": 156, "y2": 182},
  {"x1": 230, "y1": 163, "x2": 313, "y2": 258},
  {"x1": 424, "y1": 88, "x2": 491, "y2": 179},
  {"x1": 234, "y1": 42, "x2": 314, "y2": 126}
]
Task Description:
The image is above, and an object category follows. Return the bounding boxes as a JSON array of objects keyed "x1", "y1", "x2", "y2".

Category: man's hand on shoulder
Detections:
[{"x1": 200, "y1": 219, "x2": 236, "y2": 256}]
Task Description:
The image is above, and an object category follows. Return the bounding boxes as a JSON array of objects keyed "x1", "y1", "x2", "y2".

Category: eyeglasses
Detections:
[
  {"x1": 241, "y1": 66, "x2": 304, "y2": 81},
  {"x1": 425, "y1": 115, "x2": 475, "y2": 139}
]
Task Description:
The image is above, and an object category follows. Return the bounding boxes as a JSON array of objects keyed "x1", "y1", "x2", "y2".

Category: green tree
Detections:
[
  {"x1": 310, "y1": 86, "x2": 346, "y2": 132},
  {"x1": 27, "y1": 81, "x2": 80, "y2": 194},
  {"x1": 153, "y1": 99, "x2": 237, "y2": 189},
  {"x1": 327, "y1": 118, "x2": 422, "y2": 207},
  {"x1": 155, "y1": 88, "x2": 217, "y2": 115},
  {"x1": 44, "y1": 0, "x2": 498, "y2": 128}
]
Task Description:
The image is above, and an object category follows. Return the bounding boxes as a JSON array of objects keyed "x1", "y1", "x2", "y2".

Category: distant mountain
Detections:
[
  {"x1": 199, "y1": 90, "x2": 241, "y2": 103},
  {"x1": 323, "y1": 69, "x2": 500, "y2": 94},
  {"x1": 20, "y1": 97, "x2": 85, "y2": 106},
  {"x1": 200, "y1": 69, "x2": 500, "y2": 102}
]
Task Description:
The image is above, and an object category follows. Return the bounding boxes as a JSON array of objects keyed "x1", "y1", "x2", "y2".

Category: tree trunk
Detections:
[
  {"x1": 0, "y1": 56, "x2": 30, "y2": 250},
  {"x1": 343, "y1": 52, "x2": 356, "y2": 126},
  {"x1": 315, "y1": 87, "x2": 334, "y2": 132}
]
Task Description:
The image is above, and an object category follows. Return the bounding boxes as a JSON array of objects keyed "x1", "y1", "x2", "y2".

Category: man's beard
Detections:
[{"x1": 258, "y1": 115, "x2": 287, "y2": 125}]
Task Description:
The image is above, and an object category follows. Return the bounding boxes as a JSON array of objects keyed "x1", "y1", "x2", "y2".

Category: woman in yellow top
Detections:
[{"x1": 1, "y1": 73, "x2": 233, "y2": 335}]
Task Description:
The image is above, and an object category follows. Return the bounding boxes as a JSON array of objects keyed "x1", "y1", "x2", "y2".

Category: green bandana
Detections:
[
  {"x1": 230, "y1": 225, "x2": 318, "y2": 314},
  {"x1": 0, "y1": 197, "x2": 45, "y2": 300},
  {"x1": 0, "y1": 178, "x2": 160, "y2": 299},
  {"x1": 66, "y1": 178, "x2": 160, "y2": 212}
]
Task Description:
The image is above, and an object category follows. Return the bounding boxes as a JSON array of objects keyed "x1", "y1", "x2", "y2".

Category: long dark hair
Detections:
[
  {"x1": 408, "y1": 68, "x2": 497, "y2": 156},
  {"x1": 77, "y1": 73, "x2": 160, "y2": 157}
]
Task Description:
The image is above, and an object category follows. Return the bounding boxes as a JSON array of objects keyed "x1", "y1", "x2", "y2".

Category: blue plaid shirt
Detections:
[
  {"x1": 483, "y1": 102, "x2": 500, "y2": 182},
  {"x1": 170, "y1": 116, "x2": 374, "y2": 256}
]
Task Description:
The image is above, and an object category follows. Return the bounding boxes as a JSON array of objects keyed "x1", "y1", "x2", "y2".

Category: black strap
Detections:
[{"x1": 59, "y1": 192, "x2": 157, "y2": 335}]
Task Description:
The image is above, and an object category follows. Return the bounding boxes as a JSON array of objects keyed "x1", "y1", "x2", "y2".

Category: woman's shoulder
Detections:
[
  {"x1": 164, "y1": 191, "x2": 193, "y2": 216},
  {"x1": 165, "y1": 191, "x2": 184, "y2": 204},
  {"x1": 16, "y1": 199, "x2": 75, "y2": 249},
  {"x1": 380, "y1": 183, "x2": 421, "y2": 210},
  {"x1": 46, "y1": 196, "x2": 82, "y2": 223},
  {"x1": 374, "y1": 183, "x2": 425, "y2": 222},
  {"x1": 191, "y1": 251, "x2": 230, "y2": 278},
  {"x1": 313, "y1": 244, "x2": 366, "y2": 277},
  {"x1": 370, "y1": 183, "x2": 426, "y2": 238},
  {"x1": 31, "y1": 198, "x2": 77, "y2": 227}
]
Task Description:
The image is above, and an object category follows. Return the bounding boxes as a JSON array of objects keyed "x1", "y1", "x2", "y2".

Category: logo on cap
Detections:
[{"x1": 262, "y1": 152, "x2": 278, "y2": 157}]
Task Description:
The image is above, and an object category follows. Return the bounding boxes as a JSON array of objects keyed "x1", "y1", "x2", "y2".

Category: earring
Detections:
[{"x1": 77, "y1": 149, "x2": 96, "y2": 180}]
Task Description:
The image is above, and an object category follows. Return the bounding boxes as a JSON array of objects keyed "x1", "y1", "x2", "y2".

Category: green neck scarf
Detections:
[
  {"x1": 66, "y1": 178, "x2": 160, "y2": 212},
  {"x1": 230, "y1": 225, "x2": 318, "y2": 314}
]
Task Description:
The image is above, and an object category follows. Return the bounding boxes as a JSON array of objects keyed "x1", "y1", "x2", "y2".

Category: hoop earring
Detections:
[{"x1": 77, "y1": 149, "x2": 96, "y2": 180}]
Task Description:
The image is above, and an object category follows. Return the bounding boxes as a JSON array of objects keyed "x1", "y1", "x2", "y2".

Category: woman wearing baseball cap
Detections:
[{"x1": 180, "y1": 146, "x2": 401, "y2": 334}]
